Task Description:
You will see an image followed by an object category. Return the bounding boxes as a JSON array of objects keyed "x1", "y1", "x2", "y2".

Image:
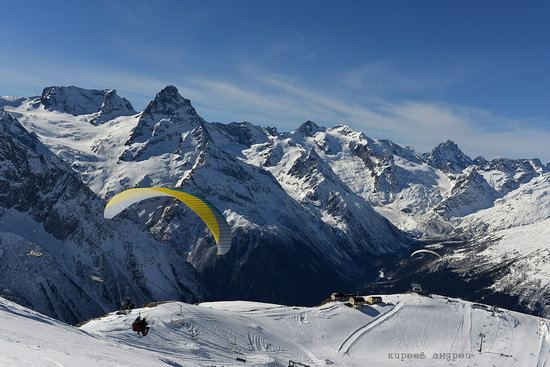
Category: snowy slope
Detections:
[
  {"x1": 467, "y1": 220, "x2": 550, "y2": 312},
  {"x1": 0, "y1": 108, "x2": 204, "y2": 324},
  {"x1": 443, "y1": 173, "x2": 550, "y2": 316},
  {"x1": 0, "y1": 296, "x2": 169, "y2": 367},
  {"x1": 2, "y1": 294, "x2": 548, "y2": 367},
  {"x1": 458, "y1": 173, "x2": 550, "y2": 235}
]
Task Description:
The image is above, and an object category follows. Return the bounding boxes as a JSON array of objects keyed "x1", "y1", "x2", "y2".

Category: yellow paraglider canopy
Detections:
[{"x1": 104, "y1": 187, "x2": 231, "y2": 255}]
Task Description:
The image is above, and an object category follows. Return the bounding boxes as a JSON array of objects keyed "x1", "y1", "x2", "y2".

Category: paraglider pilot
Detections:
[{"x1": 132, "y1": 315, "x2": 150, "y2": 336}]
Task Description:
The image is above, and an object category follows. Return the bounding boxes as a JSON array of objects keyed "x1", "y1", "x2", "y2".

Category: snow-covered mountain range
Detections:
[{"x1": 2, "y1": 84, "x2": 549, "y2": 319}]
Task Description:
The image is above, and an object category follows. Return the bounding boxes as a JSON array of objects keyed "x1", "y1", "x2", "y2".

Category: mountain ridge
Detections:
[{"x1": 2, "y1": 84, "x2": 549, "y2": 317}]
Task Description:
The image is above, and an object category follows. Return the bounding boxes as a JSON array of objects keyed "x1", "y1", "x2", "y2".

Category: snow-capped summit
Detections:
[
  {"x1": 39, "y1": 86, "x2": 135, "y2": 122},
  {"x1": 0, "y1": 96, "x2": 26, "y2": 108},
  {"x1": 40, "y1": 86, "x2": 103, "y2": 115},
  {"x1": 424, "y1": 139, "x2": 473, "y2": 172},
  {"x1": 121, "y1": 85, "x2": 204, "y2": 161},
  {"x1": 128, "y1": 85, "x2": 200, "y2": 143},
  {"x1": 143, "y1": 85, "x2": 198, "y2": 120},
  {"x1": 295, "y1": 120, "x2": 326, "y2": 136},
  {"x1": 89, "y1": 89, "x2": 136, "y2": 125}
]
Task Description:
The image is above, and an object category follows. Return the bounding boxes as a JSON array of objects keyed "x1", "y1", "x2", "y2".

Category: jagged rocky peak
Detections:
[
  {"x1": 40, "y1": 86, "x2": 135, "y2": 120},
  {"x1": 288, "y1": 148, "x2": 330, "y2": 179},
  {"x1": 484, "y1": 157, "x2": 549, "y2": 175},
  {"x1": 0, "y1": 108, "x2": 33, "y2": 144},
  {"x1": 520, "y1": 158, "x2": 548, "y2": 173},
  {"x1": 295, "y1": 120, "x2": 326, "y2": 136},
  {"x1": 425, "y1": 139, "x2": 473, "y2": 172},
  {"x1": 371, "y1": 139, "x2": 421, "y2": 163},
  {"x1": 0, "y1": 107, "x2": 14, "y2": 125},
  {"x1": 265, "y1": 126, "x2": 279, "y2": 136},
  {"x1": 127, "y1": 85, "x2": 202, "y2": 145},
  {"x1": 142, "y1": 85, "x2": 198, "y2": 119},
  {"x1": 330, "y1": 123, "x2": 356, "y2": 135},
  {"x1": 473, "y1": 155, "x2": 490, "y2": 168},
  {"x1": 89, "y1": 89, "x2": 136, "y2": 125}
]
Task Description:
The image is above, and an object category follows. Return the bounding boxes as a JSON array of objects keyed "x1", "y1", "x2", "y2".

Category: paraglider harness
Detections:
[{"x1": 132, "y1": 315, "x2": 150, "y2": 336}]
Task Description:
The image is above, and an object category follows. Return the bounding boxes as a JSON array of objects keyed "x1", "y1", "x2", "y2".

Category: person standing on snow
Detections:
[{"x1": 138, "y1": 317, "x2": 150, "y2": 336}]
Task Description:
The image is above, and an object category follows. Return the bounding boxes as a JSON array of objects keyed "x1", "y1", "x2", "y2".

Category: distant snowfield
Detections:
[
  {"x1": 5, "y1": 101, "x2": 142, "y2": 194},
  {"x1": 1, "y1": 294, "x2": 548, "y2": 367}
]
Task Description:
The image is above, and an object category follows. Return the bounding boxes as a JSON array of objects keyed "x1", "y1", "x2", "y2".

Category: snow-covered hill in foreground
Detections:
[{"x1": 2, "y1": 294, "x2": 548, "y2": 367}]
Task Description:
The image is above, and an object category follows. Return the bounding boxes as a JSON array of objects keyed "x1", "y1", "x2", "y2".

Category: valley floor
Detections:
[{"x1": 0, "y1": 294, "x2": 548, "y2": 366}]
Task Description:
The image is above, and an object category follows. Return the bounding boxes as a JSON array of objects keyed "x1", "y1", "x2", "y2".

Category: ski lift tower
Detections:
[{"x1": 90, "y1": 255, "x2": 104, "y2": 283}]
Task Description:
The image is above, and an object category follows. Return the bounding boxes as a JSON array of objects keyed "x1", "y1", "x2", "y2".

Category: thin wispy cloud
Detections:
[
  {"x1": 1, "y1": 46, "x2": 549, "y2": 161},
  {"x1": 340, "y1": 61, "x2": 464, "y2": 96},
  {"x1": 259, "y1": 31, "x2": 321, "y2": 62},
  {"x1": 188, "y1": 73, "x2": 550, "y2": 160}
]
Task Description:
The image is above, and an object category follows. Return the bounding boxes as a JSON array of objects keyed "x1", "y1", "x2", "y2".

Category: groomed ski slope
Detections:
[{"x1": 1, "y1": 294, "x2": 548, "y2": 367}]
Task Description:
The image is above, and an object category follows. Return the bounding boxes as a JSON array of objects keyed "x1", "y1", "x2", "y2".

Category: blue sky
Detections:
[{"x1": 1, "y1": 0, "x2": 550, "y2": 160}]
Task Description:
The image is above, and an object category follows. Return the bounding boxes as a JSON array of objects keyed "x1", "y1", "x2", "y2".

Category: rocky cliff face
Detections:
[
  {"x1": 432, "y1": 168, "x2": 500, "y2": 218},
  {"x1": 424, "y1": 140, "x2": 473, "y2": 173},
  {"x1": 124, "y1": 85, "x2": 201, "y2": 148}
]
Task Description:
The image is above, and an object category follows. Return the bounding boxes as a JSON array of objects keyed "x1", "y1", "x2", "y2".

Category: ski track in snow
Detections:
[
  {"x1": 338, "y1": 300, "x2": 403, "y2": 354},
  {"x1": 537, "y1": 321, "x2": 550, "y2": 367}
]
